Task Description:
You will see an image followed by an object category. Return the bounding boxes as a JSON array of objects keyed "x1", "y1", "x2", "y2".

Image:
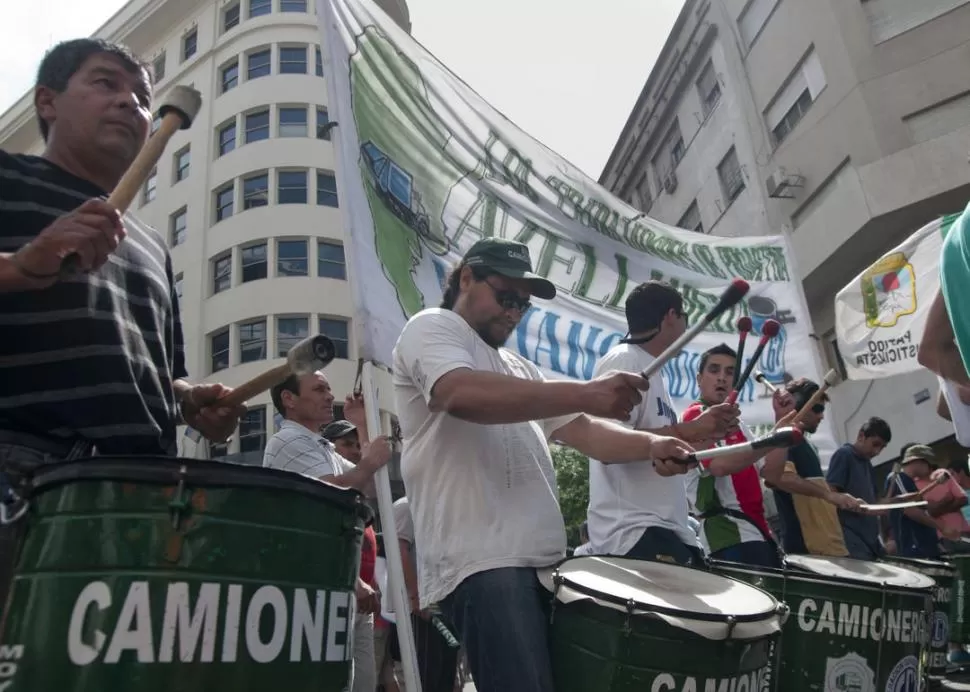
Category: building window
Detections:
[
  {"x1": 239, "y1": 408, "x2": 267, "y2": 454},
  {"x1": 278, "y1": 170, "x2": 308, "y2": 204},
  {"x1": 243, "y1": 173, "x2": 269, "y2": 210},
  {"x1": 240, "y1": 319, "x2": 267, "y2": 363},
  {"x1": 221, "y1": 61, "x2": 239, "y2": 93},
  {"x1": 152, "y1": 53, "x2": 165, "y2": 83},
  {"x1": 182, "y1": 30, "x2": 197, "y2": 62},
  {"x1": 738, "y1": 0, "x2": 779, "y2": 49},
  {"x1": 277, "y1": 239, "x2": 309, "y2": 276},
  {"x1": 247, "y1": 49, "x2": 272, "y2": 80},
  {"x1": 277, "y1": 317, "x2": 309, "y2": 358},
  {"x1": 696, "y1": 60, "x2": 721, "y2": 117},
  {"x1": 316, "y1": 171, "x2": 339, "y2": 207},
  {"x1": 215, "y1": 184, "x2": 235, "y2": 222},
  {"x1": 245, "y1": 110, "x2": 270, "y2": 143},
  {"x1": 174, "y1": 272, "x2": 183, "y2": 299},
  {"x1": 218, "y1": 121, "x2": 236, "y2": 156},
  {"x1": 279, "y1": 46, "x2": 308, "y2": 74},
  {"x1": 318, "y1": 241, "x2": 346, "y2": 279},
  {"x1": 242, "y1": 243, "x2": 268, "y2": 282},
  {"x1": 316, "y1": 108, "x2": 332, "y2": 139},
  {"x1": 319, "y1": 318, "x2": 349, "y2": 360},
  {"x1": 279, "y1": 107, "x2": 308, "y2": 137},
  {"x1": 174, "y1": 146, "x2": 190, "y2": 183},
  {"x1": 223, "y1": 2, "x2": 240, "y2": 31},
  {"x1": 210, "y1": 328, "x2": 230, "y2": 373},
  {"x1": 315, "y1": 47, "x2": 324, "y2": 76},
  {"x1": 249, "y1": 0, "x2": 271, "y2": 17},
  {"x1": 281, "y1": 0, "x2": 306, "y2": 11},
  {"x1": 677, "y1": 201, "x2": 704, "y2": 234},
  {"x1": 766, "y1": 47, "x2": 826, "y2": 145},
  {"x1": 663, "y1": 122, "x2": 686, "y2": 170},
  {"x1": 718, "y1": 147, "x2": 746, "y2": 203},
  {"x1": 142, "y1": 167, "x2": 157, "y2": 204},
  {"x1": 213, "y1": 254, "x2": 232, "y2": 294},
  {"x1": 170, "y1": 208, "x2": 187, "y2": 246}
]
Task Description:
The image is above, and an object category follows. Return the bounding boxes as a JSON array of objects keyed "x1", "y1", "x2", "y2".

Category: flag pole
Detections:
[{"x1": 315, "y1": 2, "x2": 421, "y2": 690}]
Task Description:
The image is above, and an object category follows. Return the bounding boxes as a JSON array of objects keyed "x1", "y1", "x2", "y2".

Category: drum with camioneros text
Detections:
[
  {"x1": 949, "y1": 553, "x2": 970, "y2": 644},
  {"x1": 883, "y1": 556, "x2": 955, "y2": 681},
  {"x1": 713, "y1": 555, "x2": 934, "y2": 692},
  {"x1": 0, "y1": 457, "x2": 371, "y2": 691},
  {"x1": 538, "y1": 556, "x2": 787, "y2": 692}
]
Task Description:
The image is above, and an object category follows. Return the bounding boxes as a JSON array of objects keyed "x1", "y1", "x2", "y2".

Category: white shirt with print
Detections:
[
  {"x1": 586, "y1": 344, "x2": 697, "y2": 556},
  {"x1": 392, "y1": 308, "x2": 578, "y2": 608}
]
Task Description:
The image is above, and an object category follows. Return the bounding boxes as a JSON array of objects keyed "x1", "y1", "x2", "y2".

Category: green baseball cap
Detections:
[
  {"x1": 902, "y1": 444, "x2": 936, "y2": 466},
  {"x1": 461, "y1": 238, "x2": 556, "y2": 299},
  {"x1": 321, "y1": 420, "x2": 357, "y2": 442}
]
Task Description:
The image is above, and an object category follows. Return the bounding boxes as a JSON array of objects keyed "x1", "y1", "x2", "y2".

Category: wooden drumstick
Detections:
[
  {"x1": 793, "y1": 369, "x2": 839, "y2": 424},
  {"x1": 59, "y1": 85, "x2": 203, "y2": 277}
]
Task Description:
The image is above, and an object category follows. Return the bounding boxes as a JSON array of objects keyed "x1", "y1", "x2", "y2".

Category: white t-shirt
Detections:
[
  {"x1": 939, "y1": 376, "x2": 970, "y2": 446},
  {"x1": 586, "y1": 344, "x2": 697, "y2": 555},
  {"x1": 374, "y1": 557, "x2": 394, "y2": 623},
  {"x1": 392, "y1": 308, "x2": 578, "y2": 608}
]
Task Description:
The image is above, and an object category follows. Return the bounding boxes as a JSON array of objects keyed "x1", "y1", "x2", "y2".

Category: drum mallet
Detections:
[
  {"x1": 59, "y1": 85, "x2": 203, "y2": 277},
  {"x1": 726, "y1": 319, "x2": 780, "y2": 405},
  {"x1": 675, "y1": 427, "x2": 804, "y2": 465},
  {"x1": 754, "y1": 370, "x2": 778, "y2": 393},
  {"x1": 792, "y1": 369, "x2": 839, "y2": 425},
  {"x1": 732, "y1": 316, "x2": 752, "y2": 390},
  {"x1": 641, "y1": 279, "x2": 750, "y2": 380},
  {"x1": 216, "y1": 335, "x2": 336, "y2": 407}
]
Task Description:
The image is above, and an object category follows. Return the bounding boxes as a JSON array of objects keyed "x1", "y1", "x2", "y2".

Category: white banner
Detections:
[
  {"x1": 835, "y1": 214, "x2": 959, "y2": 380},
  {"x1": 318, "y1": 0, "x2": 838, "y2": 456}
]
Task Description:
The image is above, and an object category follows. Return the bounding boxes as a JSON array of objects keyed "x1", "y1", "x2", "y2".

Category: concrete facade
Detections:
[
  {"x1": 0, "y1": 0, "x2": 411, "y2": 465},
  {"x1": 601, "y1": 0, "x2": 970, "y2": 465}
]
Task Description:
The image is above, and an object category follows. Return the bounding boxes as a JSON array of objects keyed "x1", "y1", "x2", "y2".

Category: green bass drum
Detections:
[
  {"x1": 539, "y1": 555, "x2": 787, "y2": 692},
  {"x1": 0, "y1": 457, "x2": 371, "y2": 692}
]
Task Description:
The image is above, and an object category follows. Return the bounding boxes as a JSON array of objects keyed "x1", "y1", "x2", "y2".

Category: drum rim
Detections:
[
  {"x1": 26, "y1": 456, "x2": 374, "y2": 522},
  {"x1": 553, "y1": 555, "x2": 784, "y2": 625},
  {"x1": 785, "y1": 554, "x2": 937, "y2": 590},
  {"x1": 710, "y1": 557, "x2": 937, "y2": 595}
]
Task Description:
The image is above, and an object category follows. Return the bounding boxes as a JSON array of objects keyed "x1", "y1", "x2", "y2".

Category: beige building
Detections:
[
  {"x1": 0, "y1": 0, "x2": 411, "y2": 465},
  {"x1": 601, "y1": 0, "x2": 970, "y2": 466}
]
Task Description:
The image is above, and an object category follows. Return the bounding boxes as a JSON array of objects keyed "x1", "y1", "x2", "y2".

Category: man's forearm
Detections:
[
  {"x1": 432, "y1": 370, "x2": 588, "y2": 424},
  {"x1": 399, "y1": 540, "x2": 419, "y2": 599},
  {"x1": 0, "y1": 253, "x2": 44, "y2": 294},
  {"x1": 554, "y1": 416, "x2": 657, "y2": 464},
  {"x1": 320, "y1": 466, "x2": 375, "y2": 493},
  {"x1": 919, "y1": 290, "x2": 970, "y2": 386},
  {"x1": 773, "y1": 471, "x2": 832, "y2": 499}
]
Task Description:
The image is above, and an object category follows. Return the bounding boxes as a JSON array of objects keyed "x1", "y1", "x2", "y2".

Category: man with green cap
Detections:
[
  {"x1": 391, "y1": 237, "x2": 695, "y2": 692},
  {"x1": 886, "y1": 444, "x2": 960, "y2": 558}
]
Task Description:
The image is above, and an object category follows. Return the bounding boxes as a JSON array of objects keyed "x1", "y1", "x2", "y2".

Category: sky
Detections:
[{"x1": 0, "y1": 0, "x2": 685, "y2": 178}]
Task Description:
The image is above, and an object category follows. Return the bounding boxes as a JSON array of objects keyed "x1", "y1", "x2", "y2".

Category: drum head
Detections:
[
  {"x1": 537, "y1": 556, "x2": 784, "y2": 642},
  {"x1": 786, "y1": 555, "x2": 935, "y2": 590}
]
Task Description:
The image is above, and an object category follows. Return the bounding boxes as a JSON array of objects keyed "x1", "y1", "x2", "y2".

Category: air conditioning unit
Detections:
[
  {"x1": 663, "y1": 171, "x2": 678, "y2": 194},
  {"x1": 766, "y1": 167, "x2": 805, "y2": 199}
]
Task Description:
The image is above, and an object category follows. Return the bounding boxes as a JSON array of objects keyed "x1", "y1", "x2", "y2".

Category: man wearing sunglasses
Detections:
[{"x1": 391, "y1": 238, "x2": 695, "y2": 692}]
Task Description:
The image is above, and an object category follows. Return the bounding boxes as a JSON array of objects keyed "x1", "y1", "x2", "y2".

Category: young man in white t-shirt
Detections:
[
  {"x1": 587, "y1": 281, "x2": 743, "y2": 565},
  {"x1": 391, "y1": 238, "x2": 694, "y2": 692}
]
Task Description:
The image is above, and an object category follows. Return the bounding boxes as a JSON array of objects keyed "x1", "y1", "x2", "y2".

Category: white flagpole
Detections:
[{"x1": 314, "y1": 2, "x2": 421, "y2": 690}]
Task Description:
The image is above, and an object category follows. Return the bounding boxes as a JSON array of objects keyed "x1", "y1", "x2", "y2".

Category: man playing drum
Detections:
[
  {"x1": 391, "y1": 239, "x2": 694, "y2": 692},
  {"x1": 0, "y1": 38, "x2": 245, "y2": 590}
]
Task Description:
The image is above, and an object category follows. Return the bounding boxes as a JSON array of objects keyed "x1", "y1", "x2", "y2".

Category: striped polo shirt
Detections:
[{"x1": 0, "y1": 151, "x2": 187, "y2": 455}]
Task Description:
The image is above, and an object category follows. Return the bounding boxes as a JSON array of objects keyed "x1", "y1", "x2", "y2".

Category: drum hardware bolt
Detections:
[
  {"x1": 168, "y1": 469, "x2": 190, "y2": 530},
  {"x1": 724, "y1": 614, "x2": 737, "y2": 639},
  {"x1": 0, "y1": 495, "x2": 27, "y2": 525},
  {"x1": 622, "y1": 599, "x2": 637, "y2": 636}
]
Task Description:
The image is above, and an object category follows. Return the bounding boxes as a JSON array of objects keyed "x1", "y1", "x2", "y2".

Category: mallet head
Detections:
[
  {"x1": 737, "y1": 316, "x2": 752, "y2": 333},
  {"x1": 158, "y1": 85, "x2": 203, "y2": 130},
  {"x1": 286, "y1": 335, "x2": 336, "y2": 375},
  {"x1": 762, "y1": 319, "x2": 781, "y2": 338}
]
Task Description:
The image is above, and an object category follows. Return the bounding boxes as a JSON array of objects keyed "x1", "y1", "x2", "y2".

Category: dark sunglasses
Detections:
[{"x1": 484, "y1": 278, "x2": 532, "y2": 313}]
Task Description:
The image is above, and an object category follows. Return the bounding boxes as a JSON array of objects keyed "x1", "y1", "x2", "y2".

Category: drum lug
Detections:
[
  {"x1": 549, "y1": 571, "x2": 563, "y2": 624},
  {"x1": 0, "y1": 473, "x2": 28, "y2": 526},
  {"x1": 168, "y1": 466, "x2": 190, "y2": 530},
  {"x1": 724, "y1": 614, "x2": 737, "y2": 640},
  {"x1": 775, "y1": 602, "x2": 790, "y2": 626},
  {"x1": 623, "y1": 598, "x2": 636, "y2": 636}
]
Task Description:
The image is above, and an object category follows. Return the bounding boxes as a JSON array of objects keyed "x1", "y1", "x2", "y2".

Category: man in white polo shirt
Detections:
[
  {"x1": 392, "y1": 238, "x2": 695, "y2": 692},
  {"x1": 262, "y1": 370, "x2": 391, "y2": 692}
]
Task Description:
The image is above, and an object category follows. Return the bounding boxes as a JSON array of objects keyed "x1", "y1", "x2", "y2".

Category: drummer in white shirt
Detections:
[
  {"x1": 586, "y1": 281, "x2": 744, "y2": 565},
  {"x1": 391, "y1": 238, "x2": 694, "y2": 692}
]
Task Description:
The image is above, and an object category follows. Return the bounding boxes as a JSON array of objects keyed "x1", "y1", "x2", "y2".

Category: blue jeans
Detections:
[
  {"x1": 440, "y1": 567, "x2": 554, "y2": 692},
  {"x1": 711, "y1": 541, "x2": 781, "y2": 568}
]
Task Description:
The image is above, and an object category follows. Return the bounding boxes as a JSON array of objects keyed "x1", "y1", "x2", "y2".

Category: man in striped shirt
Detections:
[{"x1": 0, "y1": 38, "x2": 244, "y2": 465}]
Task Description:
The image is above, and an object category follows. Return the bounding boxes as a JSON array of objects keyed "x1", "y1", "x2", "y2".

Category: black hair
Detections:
[
  {"x1": 35, "y1": 38, "x2": 149, "y2": 142},
  {"x1": 785, "y1": 377, "x2": 827, "y2": 410},
  {"x1": 270, "y1": 373, "x2": 301, "y2": 418},
  {"x1": 625, "y1": 281, "x2": 683, "y2": 334},
  {"x1": 860, "y1": 416, "x2": 892, "y2": 444},
  {"x1": 698, "y1": 343, "x2": 737, "y2": 374},
  {"x1": 439, "y1": 262, "x2": 491, "y2": 310}
]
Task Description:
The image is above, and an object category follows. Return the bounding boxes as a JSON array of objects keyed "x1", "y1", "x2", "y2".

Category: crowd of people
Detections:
[{"x1": 6, "y1": 34, "x2": 970, "y2": 692}]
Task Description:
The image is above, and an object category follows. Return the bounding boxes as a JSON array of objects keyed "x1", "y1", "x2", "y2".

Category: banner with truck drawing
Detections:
[
  {"x1": 318, "y1": 0, "x2": 838, "y2": 458},
  {"x1": 835, "y1": 213, "x2": 960, "y2": 380}
]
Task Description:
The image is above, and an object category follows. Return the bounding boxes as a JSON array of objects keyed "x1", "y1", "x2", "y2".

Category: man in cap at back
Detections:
[
  {"x1": 886, "y1": 445, "x2": 961, "y2": 558},
  {"x1": 392, "y1": 238, "x2": 694, "y2": 692}
]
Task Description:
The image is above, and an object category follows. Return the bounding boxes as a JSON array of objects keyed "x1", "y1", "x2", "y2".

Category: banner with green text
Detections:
[{"x1": 318, "y1": 0, "x2": 838, "y2": 457}]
